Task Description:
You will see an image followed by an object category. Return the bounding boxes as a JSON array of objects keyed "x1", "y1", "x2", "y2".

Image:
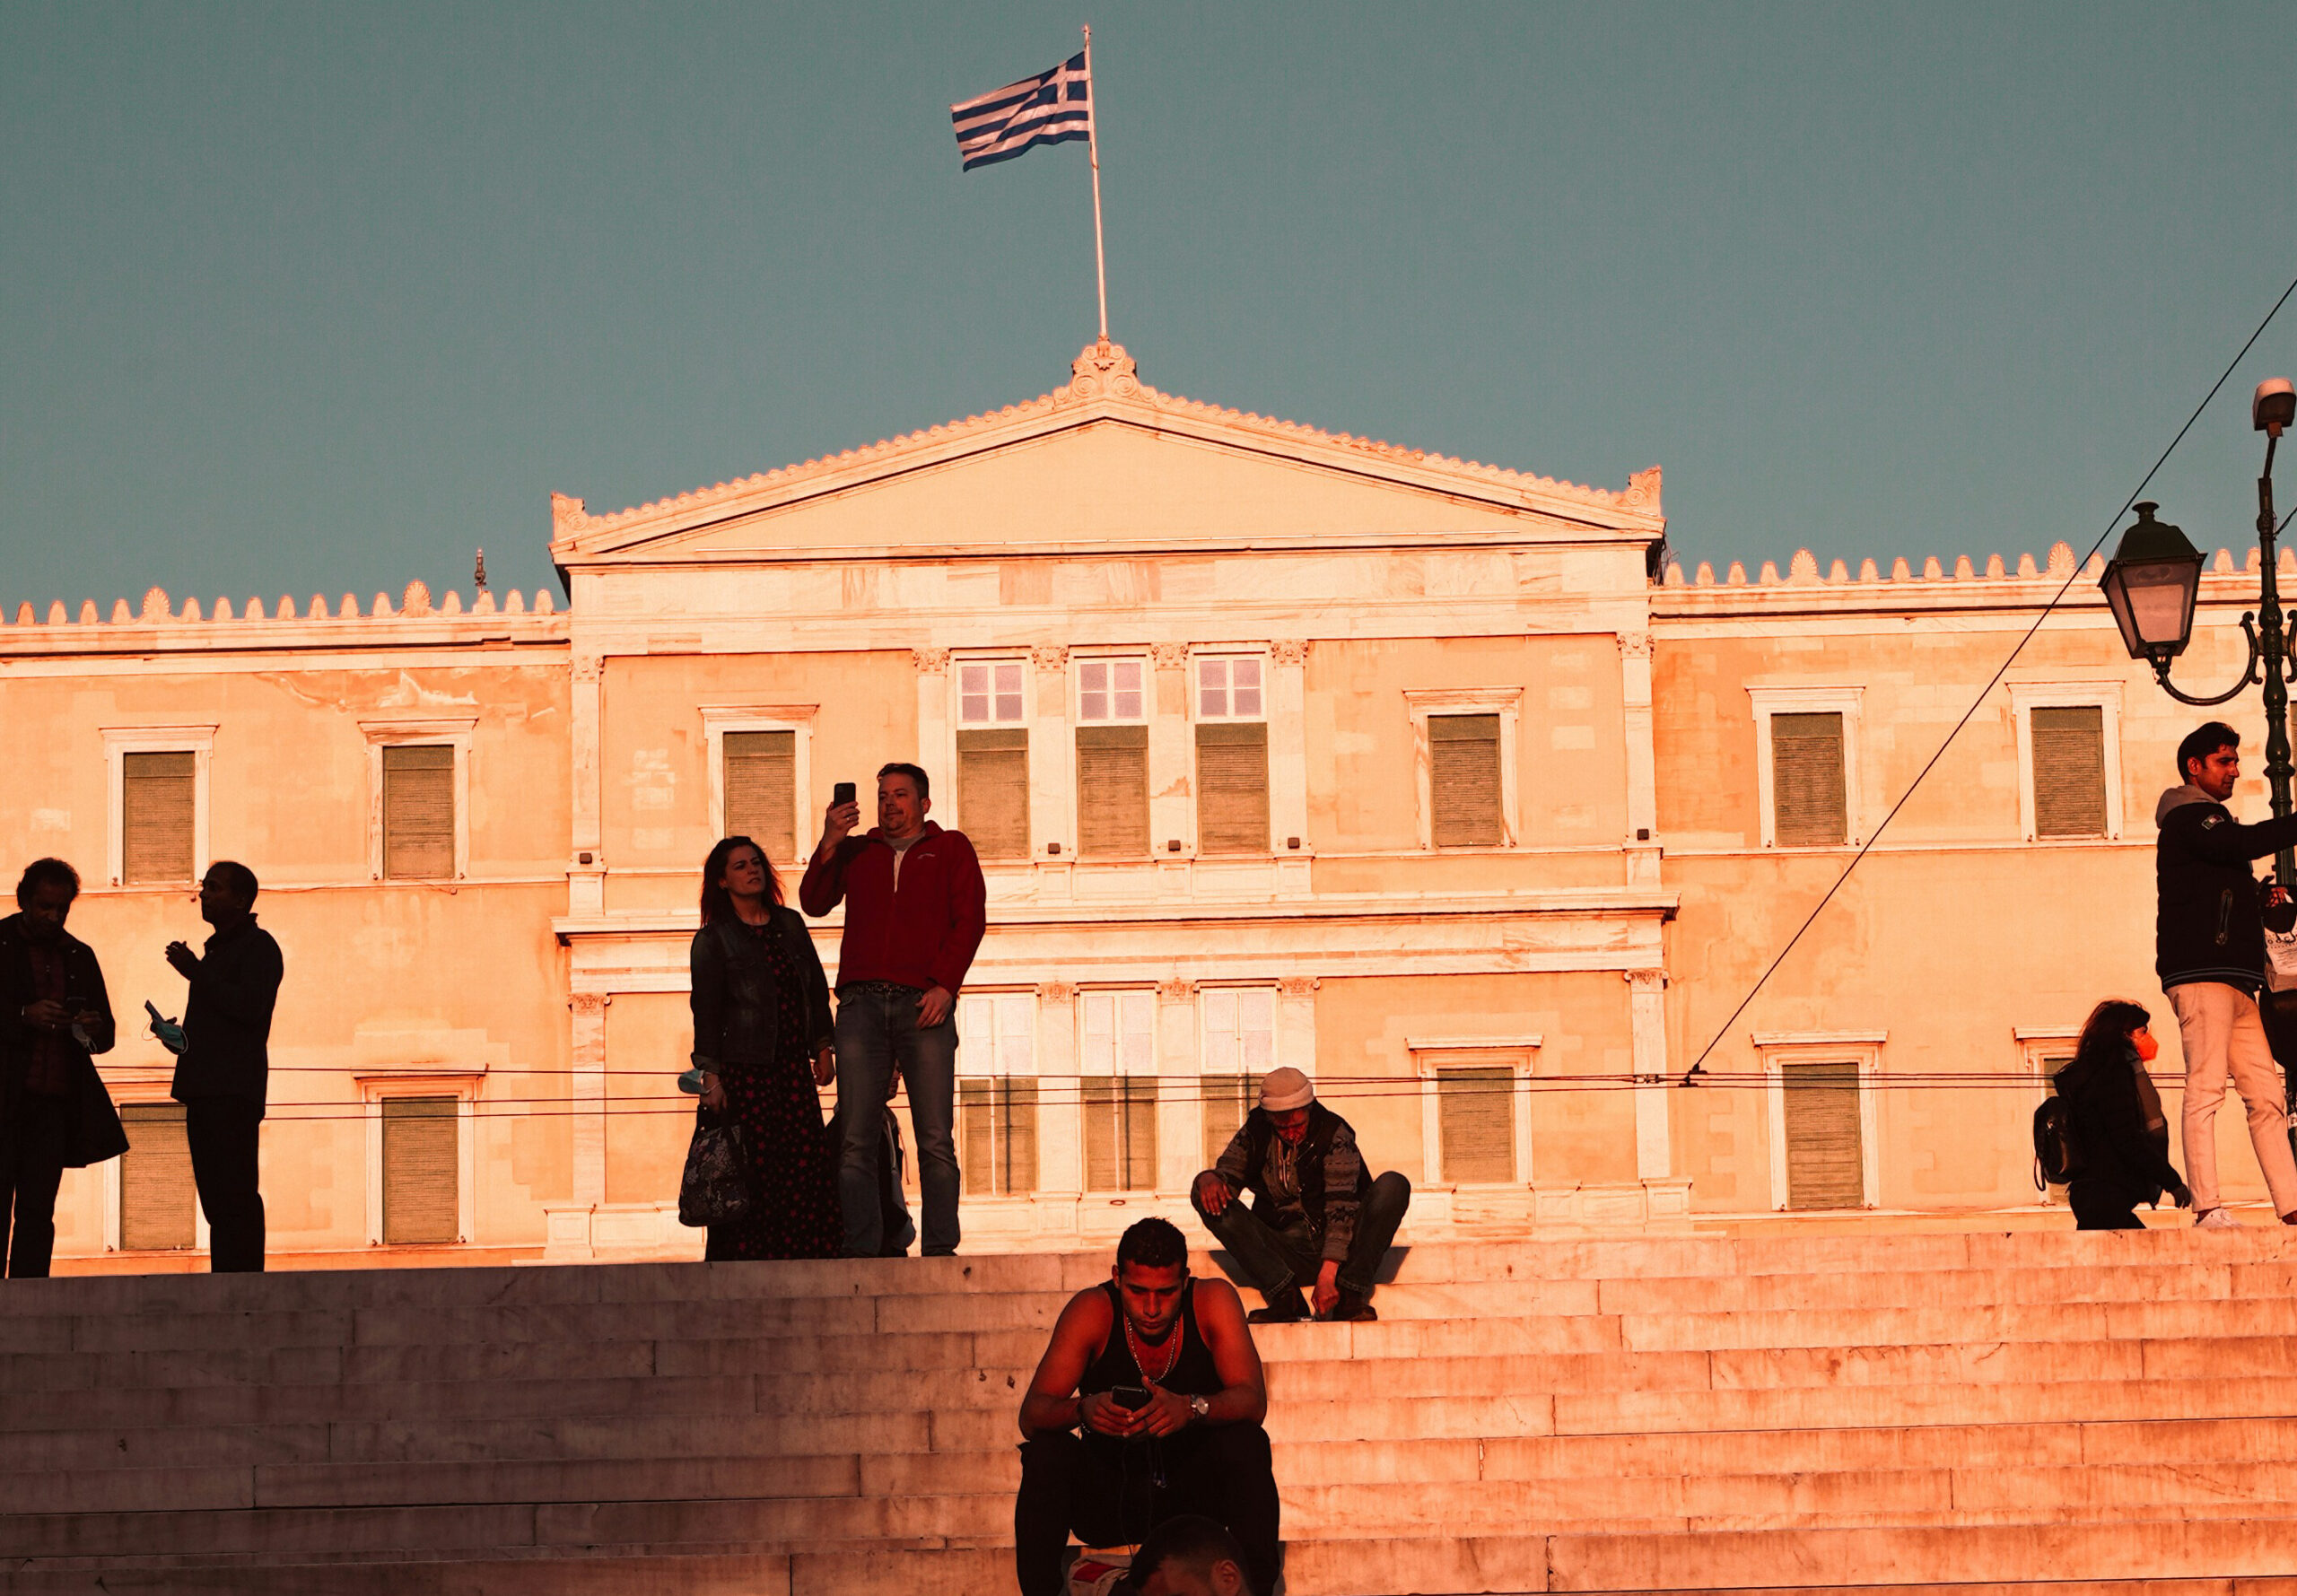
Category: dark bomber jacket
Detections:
[
  {"x1": 1210, "y1": 1102, "x2": 1373, "y2": 1264},
  {"x1": 2154, "y1": 784, "x2": 2297, "y2": 994}
]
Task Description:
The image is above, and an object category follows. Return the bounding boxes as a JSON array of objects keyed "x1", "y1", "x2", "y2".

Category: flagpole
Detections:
[{"x1": 1082, "y1": 24, "x2": 1109, "y2": 341}]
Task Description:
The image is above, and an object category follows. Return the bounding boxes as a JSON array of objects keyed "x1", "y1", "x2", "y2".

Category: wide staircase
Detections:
[{"x1": 5, "y1": 1225, "x2": 2297, "y2": 1594}]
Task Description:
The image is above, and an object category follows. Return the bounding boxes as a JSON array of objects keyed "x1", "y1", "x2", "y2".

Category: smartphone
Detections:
[
  {"x1": 833, "y1": 781, "x2": 857, "y2": 807},
  {"x1": 1110, "y1": 1385, "x2": 1151, "y2": 1411}
]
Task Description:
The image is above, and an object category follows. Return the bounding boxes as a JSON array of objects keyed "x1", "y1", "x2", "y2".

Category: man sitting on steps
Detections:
[
  {"x1": 1192, "y1": 1067, "x2": 1411, "y2": 1323},
  {"x1": 1014, "y1": 1217, "x2": 1280, "y2": 1596}
]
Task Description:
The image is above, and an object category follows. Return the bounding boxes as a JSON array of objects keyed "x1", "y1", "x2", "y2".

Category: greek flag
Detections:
[{"x1": 951, "y1": 52, "x2": 1092, "y2": 171}]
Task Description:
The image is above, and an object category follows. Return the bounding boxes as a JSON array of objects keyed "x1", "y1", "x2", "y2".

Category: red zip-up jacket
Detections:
[{"x1": 798, "y1": 822, "x2": 987, "y2": 997}]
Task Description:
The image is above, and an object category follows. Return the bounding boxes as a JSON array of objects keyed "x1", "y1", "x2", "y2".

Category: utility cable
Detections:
[{"x1": 1681, "y1": 267, "x2": 2297, "y2": 1086}]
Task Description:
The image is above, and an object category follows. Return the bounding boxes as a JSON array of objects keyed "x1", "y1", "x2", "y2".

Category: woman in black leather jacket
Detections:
[{"x1": 688, "y1": 836, "x2": 842, "y2": 1259}]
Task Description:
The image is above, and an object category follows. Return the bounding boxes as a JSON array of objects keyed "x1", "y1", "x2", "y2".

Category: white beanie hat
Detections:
[{"x1": 1259, "y1": 1067, "x2": 1314, "y2": 1112}]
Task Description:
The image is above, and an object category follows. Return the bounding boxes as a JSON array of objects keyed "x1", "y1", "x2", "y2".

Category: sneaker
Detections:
[
  {"x1": 2197, "y1": 1207, "x2": 2244, "y2": 1230},
  {"x1": 1247, "y1": 1287, "x2": 1310, "y2": 1324}
]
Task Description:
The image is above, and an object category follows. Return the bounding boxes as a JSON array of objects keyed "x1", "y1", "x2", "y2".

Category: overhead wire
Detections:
[{"x1": 1679, "y1": 267, "x2": 2297, "y2": 1087}]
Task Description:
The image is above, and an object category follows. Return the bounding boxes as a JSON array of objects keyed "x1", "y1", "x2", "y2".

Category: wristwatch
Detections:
[{"x1": 1188, "y1": 1394, "x2": 1210, "y2": 1423}]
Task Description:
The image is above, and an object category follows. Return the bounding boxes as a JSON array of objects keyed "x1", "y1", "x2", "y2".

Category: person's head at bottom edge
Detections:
[{"x1": 1126, "y1": 1513, "x2": 1254, "y2": 1596}]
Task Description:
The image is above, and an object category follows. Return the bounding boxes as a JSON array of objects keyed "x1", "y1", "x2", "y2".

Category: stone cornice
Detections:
[
  {"x1": 0, "y1": 583, "x2": 566, "y2": 658},
  {"x1": 550, "y1": 341, "x2": 1665, "y2": 564}
]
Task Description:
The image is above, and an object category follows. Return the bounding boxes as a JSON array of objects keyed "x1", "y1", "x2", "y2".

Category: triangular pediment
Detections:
[{"x1": 550, "y1": 343, "x2": 1662, "y2": 569}]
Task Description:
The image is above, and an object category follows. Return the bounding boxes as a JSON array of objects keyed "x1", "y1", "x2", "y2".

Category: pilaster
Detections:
[
  {"x1": 569, "y1": 655, "x2": 605, "y2": 914},
  {"x1": 1276, "y1": 974, "x2": 1320, "y2": 1077},
  {"x1": 1618, "y1": 631, "x2": 1662, "y2": 889},
  {"x1": 913, "y1": 650, "x2": 951, "y2": 824},
  {"x1": 1030, "y1": 645, "x2": 1072, "y2": 875},
  {"x1": 1628, "y1": 968, "x2": 1671, "y2": 1179},
  {"x1": 1269, "y1": 639, "x2": 1312, "y2": 894},
  {"x1": 1148, "y1": 643, "x2": 1192, "y2": 894},
  {"x1": 1157, "y1": 977, "x2": 1201, "y2": 1188}
]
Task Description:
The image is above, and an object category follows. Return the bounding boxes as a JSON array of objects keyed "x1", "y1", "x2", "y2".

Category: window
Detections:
[
  {"x1": 1437, "y1": 1066, "x2": 1517, "y2": 1182},
  {"x1": 2010, "y1": 685, "x2": 2124, "y2": 843},
  {"x1": 723, "y1": 730, "x2": 797, "y2": 859},
  {"x1": 1201, "y1": 1075, "x2": 1252, "y2": 1167},
  {"x1": 1076, "y1": 659, "x2": 1149, "y2": 859},
  {"x1": 1429, "y1": 714, "x2": 1503, "y2": 847},
  {"x1": 1778, "y1": 1063, "x2": 1864, "y2": 1210},
  {"x1": 1197, "y1": 657, "x2": 1262, "y2": 719},
  {"x1": 122, "y1": 753, "x2": 197, "y2": 884},
  {"x1": 959, "y1": 992, "x2": 1039, "y2": 1196},
  {"x1": 1757, "y1": 1032, "x2": 1882, "y2": 1211},
  {"x1": 118, "y1": 1103, "x2": 197, "y2": 1251},
  {"x1": 1770, "y1": 714, "x2": 1847, "y2": 848},
  {"x1": 1201, "y1": 989, "x2": 1273, "y2": 1078},
  {"x1": 382, "y1": 746, "x2": 456, "y2": 879},
  {"x1": 382, "y1": 1096, "x2": 459, "y2": 1243},
  {"x1": 1081, "y1": 990, "x2": 1158, "y2": 1191},
  {"x1": 363, "y1": 720, "x2": 474, "y2": 882},
  {"x1": 956, "y1": 660, "x2": 1029, "y2": 859},
  {"x1": 104, "y1": 726, "x2": 214, "y2": 887}
]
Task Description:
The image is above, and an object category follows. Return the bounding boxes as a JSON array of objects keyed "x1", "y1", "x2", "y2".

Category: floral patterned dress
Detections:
[{"x1": 704, "y1": 922, "x2": 843, "y2": 1260}]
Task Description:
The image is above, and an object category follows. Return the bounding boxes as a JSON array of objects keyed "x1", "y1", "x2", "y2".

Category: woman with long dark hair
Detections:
[
  {"x1": 687, "y1": 836, "x2": 842, "y2": 1260},
  {"x1": 2055, "y1": 999, "x2": 2192, "y2": 1231}
]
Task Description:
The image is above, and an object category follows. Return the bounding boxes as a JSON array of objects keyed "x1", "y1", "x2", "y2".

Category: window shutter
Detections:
[
  {"x1": 1000, "y1": 1079, "x2": 1038, "y2": 1195},
  {"x1": 1437, "y1": 1067, "x2": 1515, "y2": 1182},
  {"x1": 1430, "y1": 714, "x2": 1503, "y2": 846},
  {"x1": 1781, "y1": 1061, "x2": 1865, "y2": 1209},
  {"x1": 118, "y1": 1103, "x2": 197, "y2": 1250},
  {"x1": 1122, "y1": 1077, "x2": 1157, "y2": 1190},
  {"x1": 723, "y1": 730, "x2": 797, "y2": 859},
  {"x1": 1195, "y1": 722, "x2": 1270, "y2": 855},
  {"x1": 1084, "y1": 1077, "x2": 1157, "y2": 1190},
  {"x1": 382, "y1": 746, "x2": 456, "y2": 879},
  {"x1": 961, "y1": 1080, "x2": 995, "y2": 1196},
  {"x1": 2031, "y1": 706, "x2": 2108, "y2": 839},
  {"x1": 122, "y1": 753, "x2": 196, "y2": 884},
  {"x1": 1771, "y1": 713, "x2": 1847, "y2": 846},
  {"x1": 382, "y1": 1095, "x2": 459, "y2": 1243},
  {"x1": 956, "y1": 728, "x2": 1030, "y2": 859},
  {"x1": 1201, "y1": 1075, "x2": 1251, "y2": 1168},
  {"x1": 1076, "y1": 724, "x2": 1150, "y2": 858},
  {"x1": 1084, "y1": 1078, "x2": 1118, "y2": 1190}
]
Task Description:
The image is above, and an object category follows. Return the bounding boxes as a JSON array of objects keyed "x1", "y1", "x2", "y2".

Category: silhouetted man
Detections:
[
  {"x1": 166, "y1": 860, "x2": 282, "y2": 1272},
  {"x1": 1015, "y1": 1217, "x2": 1280, "y2": 1596},
  {"x1": 0, "y1": 859, "x2": 125, "y2": 1277}
]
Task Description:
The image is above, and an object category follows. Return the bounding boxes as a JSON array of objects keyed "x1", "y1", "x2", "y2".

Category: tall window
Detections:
[
  {"x1": 723, "y1": 730, "x2": 797, "y2": 859},
  {"x1": 1769, "y1": 712, "x2": 1847, "y2": 847},
  {"x1": 122, "y1": 753, "x2": 197, "y2": 884},
  {"x1": 2031, "y1": 705, "x2": 2108, "y2": 839},
  {"x1": 958, "y1": 992, "x2": 1038, "y2": 1196},
  {"x1": 1200, "y1": 1075, "x2": 1252, "y2": 1167},
  {"x1": 382, "y1": 746, "x2": 456, "y2": 879},
  {"x1": 1779, "y1": 1062, "x2": 1865, "y2": 1210},
  {"x1": 1199, "y1": 987, "x2": 1272, "y2": 1166},
  {"x1": 381, "y1": 1096, "x2": 459, "y2": 1243},
  {"x1": 118, "y1": 1103, "x2": 197, "y2": 1250},
  {"x1": 1437, "y1": 1066, "x2": 1516, "y2": 1182},
  {"x1": 1076, "y1": 658, "x2": 1149, "y2": 859},
  {"x1": 1195, "y1": 657, "x2": 1268, "y2": 856},
  {"x1": 1081, "y1": 990, "x2": 1157, "y2": 1190},
  {"x1": 1429, "y1": 713, "x2": 1503, "y2": 846},
  {"x1": 957, "y1": 661, "x2": 1029, "y2": 859}
]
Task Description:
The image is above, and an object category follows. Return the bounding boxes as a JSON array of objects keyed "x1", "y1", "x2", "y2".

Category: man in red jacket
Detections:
[{"x1": 800, "y1": 763, "x2": 986, "y2": 1256}]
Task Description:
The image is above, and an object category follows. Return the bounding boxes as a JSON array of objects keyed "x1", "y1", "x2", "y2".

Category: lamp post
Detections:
[{"x1": 2100, "y1": 379, "x2": 2297, "y2": 886}]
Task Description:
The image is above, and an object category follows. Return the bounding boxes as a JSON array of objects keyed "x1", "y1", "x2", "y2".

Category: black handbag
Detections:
[{"x1": 677, "y1": 1112, "x2": 755, "y2": 1227}]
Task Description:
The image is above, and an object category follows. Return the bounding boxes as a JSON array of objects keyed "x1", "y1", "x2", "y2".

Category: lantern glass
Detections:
[{"x1": 2099, "y1": 503, "x2": 2203, "y2": 662}]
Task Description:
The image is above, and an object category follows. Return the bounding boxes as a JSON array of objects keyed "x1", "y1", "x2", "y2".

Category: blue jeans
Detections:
[{"x1": 834, "y1": 983, "x2": 959, "y2": 1255}]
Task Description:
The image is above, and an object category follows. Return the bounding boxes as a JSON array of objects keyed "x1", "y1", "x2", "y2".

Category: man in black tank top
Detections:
[{"x1": 1015, "y1": 1218, "x2": 1280, "y2": 1596}]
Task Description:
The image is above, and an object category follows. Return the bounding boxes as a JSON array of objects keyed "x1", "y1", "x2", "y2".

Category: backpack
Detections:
[{"x1": 2032, "y1": 1094, "x2": 2084, "y2": 1190}]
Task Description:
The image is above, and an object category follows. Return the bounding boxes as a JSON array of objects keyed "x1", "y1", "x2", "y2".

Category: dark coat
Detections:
[
  {"x1": 0, "y1": 913, "x2": 127, "y2": 1169},
  {"x1": 1221, "y1": 1102, "x2": 1373, "y2": 1259},
  {"x1": 2055, "y1": 1046, "x2": 2186, "y2": 1209},
  {"x1": 688, "y1": 907, "x2": 834, "y2": 1070},
  {"x1": 2155, "y1": 785, "x2": 2297, "y2": 992},
  {"x1": 169, "y1": 915, "x2": 284, "y2": 1113}
]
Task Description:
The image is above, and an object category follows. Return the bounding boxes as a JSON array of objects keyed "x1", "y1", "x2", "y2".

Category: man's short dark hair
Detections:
[
  {"x1": 1116, "y1": 1217, "x2": 1187, "y2": 1274},
  {"x1": 878, "y1": 762, "x2": 930, "y2": 803},
  {"x1": 1130, "y1": 1514, "x2": 1253, "y2": 1595},
  {"x1": 2179, "y1": 722, "x2": 2240, "y2": 781},
  {"x1": 206, "y1": 859, "x2": 259, "y2": 906},
  {"x1": 16, "y1": 858, "x2": 81, "y2": 909}
]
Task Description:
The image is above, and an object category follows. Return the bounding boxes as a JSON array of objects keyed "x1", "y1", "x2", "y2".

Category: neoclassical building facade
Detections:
[{"x1": 4, "y1": 342, "x2": 2283, "y2": 1269}]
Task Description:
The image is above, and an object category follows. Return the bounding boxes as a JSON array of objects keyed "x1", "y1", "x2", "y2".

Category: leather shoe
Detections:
[{"x1": 1247, "y1": 1286, "x2": 1310, "y2": 1323}]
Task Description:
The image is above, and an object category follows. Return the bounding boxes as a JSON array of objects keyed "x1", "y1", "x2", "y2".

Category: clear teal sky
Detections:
[{"x1": 5, "y1": 2, "x2": 2295, "y2": 610}]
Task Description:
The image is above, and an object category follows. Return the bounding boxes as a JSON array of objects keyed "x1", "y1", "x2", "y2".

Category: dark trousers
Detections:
[
  {"x1": 1195, "y1": 1169, "x2": 1411, "y2": 1302},
  {"x1": 833, "y1": 984, "x2": 958, "y2": 1256},
  {"x1": 185, "y1": 1095, "x2": 265, "y2": 1272},
  {"x1": 1014, "y1": 1425, "x2": 1280, "y2": 1596},
  {"x1": 1, "y1": 1093, "x2": 72, "y2": 1278},
  {"x1": 2068, "y1": 1178, "x2": 2146, "y2": 1232}
]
